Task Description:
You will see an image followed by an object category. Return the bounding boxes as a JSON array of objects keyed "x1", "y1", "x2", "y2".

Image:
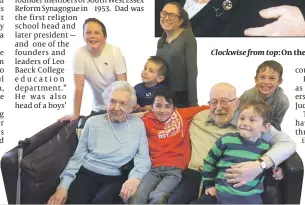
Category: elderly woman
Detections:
[
  {"x1": 48, "y1": 81, "x2": 151, "y2": 204},
  {"x1": 157, "y1": 2, "x2": 198, "y2": 107},
  {"x1": 60, "y1": 18, "x2": 127, "y2": 121}
]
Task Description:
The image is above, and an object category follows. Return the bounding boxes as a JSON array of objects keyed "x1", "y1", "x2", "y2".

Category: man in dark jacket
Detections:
[{"x1": 155, "y1": 0, "x2": 305, "y2": 37}]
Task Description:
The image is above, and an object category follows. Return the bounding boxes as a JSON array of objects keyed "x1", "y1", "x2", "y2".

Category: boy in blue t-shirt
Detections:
[{"x1": 134, "y1": 56, "x2": 167, "y2": 112}]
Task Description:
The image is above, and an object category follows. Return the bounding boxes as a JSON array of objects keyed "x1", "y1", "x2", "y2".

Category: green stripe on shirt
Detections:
[
  {"x1": 223, "y1": 149, "x2": 261, "y2": 160},
  {"x1": 204, "y1": 163, "x2": 217, "y2": 172},
  {"x1": 202, "y1": 176, "x2": 214, "y2": 181},
  {"x1": 222, "y1": 136, "x2": 242, "y2": 145},
  {"x1": 212, "y1": 144, "x2": 222, "y2": 156},
  {"x1": 257, "y1": 142, "x2": 270, "y2": 150},
  {"x1": 205, "y1": 154, "x2": 217, "y2": 165},
  {"x1": 217, "y1": 160, "x2": 238, "y2": 168}
]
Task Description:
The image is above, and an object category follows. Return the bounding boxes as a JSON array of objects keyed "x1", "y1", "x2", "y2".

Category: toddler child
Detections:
[{"x1": 198, "y1": 101, "x2": 272, "y2": 204}]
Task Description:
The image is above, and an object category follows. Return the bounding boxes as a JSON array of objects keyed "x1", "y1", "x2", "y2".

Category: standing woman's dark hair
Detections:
[
  {"x1": 156, "y1": 2, "x2": 198, "y2": 108},
  {"x1": 158, "y1": 2, "x2": 191, "y2": 48}
]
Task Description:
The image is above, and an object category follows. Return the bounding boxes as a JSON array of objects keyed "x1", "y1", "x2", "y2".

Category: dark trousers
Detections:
[
  {"x1": 168, "y1": 169, "x2": 202, "y2": 204},
  {"x1": 67, "y1": 166, "x2": 125, "y2": 204},
  {"x1": 174, "y1": 91, "x2": 189, "y2": 108},
  {"x1": 191, "y1": 194, "x2": 217, "y2": 204}
]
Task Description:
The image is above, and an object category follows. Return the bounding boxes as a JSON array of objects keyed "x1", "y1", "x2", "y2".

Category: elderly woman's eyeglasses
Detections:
[
  {"x1": 208, "y1": 98, "x2": 236, "y2": 107},
  {"x1": 160, "y1": 11, "x2": 180, "y2": 20}
]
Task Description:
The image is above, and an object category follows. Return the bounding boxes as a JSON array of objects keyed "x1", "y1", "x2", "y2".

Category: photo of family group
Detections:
[
  {"x1": 1, "y1": 0, "x2": 304, "y2": 204},
  {"x1": 155, "y1": 0, "x2": 305, "y2": 37}
]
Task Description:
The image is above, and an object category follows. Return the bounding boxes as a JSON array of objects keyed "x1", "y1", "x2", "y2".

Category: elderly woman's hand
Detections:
[
  {"x1": 119, "y1": 178, "x2": 140, "y2": 202},
  {"x1": 47, "y1": 187, "x2": 68, "y2": 205},
  {"x1": 244, "y1": 5, "x2": 305, "y2": 36}
]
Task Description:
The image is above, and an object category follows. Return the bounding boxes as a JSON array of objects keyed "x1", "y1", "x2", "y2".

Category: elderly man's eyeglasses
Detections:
[
  {"x1": 208, "y1": 98, "x2": 236, "y2": 107},
  {"x1": 160, "y1": 11, "x2": 180, "y2": 20}
]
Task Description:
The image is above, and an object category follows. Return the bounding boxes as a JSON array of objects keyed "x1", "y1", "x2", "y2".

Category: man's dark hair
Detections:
[
  {"x1": 148, "y1": 56, "x2": 168, "y2": 77},
  {"x1": 256, "y1": 60, "x2": 283, "y2": 80},
  {"x1": 153, "y1": 87, "x2": 177, "y2": 107},
  {"x1": 83, "y1": 18, "x2": 107, "y2": 37}
]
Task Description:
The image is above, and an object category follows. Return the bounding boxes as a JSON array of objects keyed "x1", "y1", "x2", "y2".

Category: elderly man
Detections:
[{"x1": 168, "y1": 83, "x2": 296, "y2": 203}]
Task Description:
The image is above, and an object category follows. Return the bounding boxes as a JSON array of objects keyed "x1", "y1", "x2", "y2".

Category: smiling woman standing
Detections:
[
  {"x1": 157, "y1": 2, "x2": 198, "y2": 108},
  {"x1": 60, "y1": 18, "x2": 127, "y2": 121}
]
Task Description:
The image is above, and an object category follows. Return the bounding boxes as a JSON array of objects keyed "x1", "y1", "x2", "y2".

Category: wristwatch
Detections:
[{"x1": 258, "y1": 159, "x2": 267, "y2": 170}]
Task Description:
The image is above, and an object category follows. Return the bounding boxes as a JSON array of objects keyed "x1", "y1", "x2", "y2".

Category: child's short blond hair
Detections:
[
  {"x1": 148, "y1": 56, "x2": 168, "y2": 77},
  {"x1": 239, "y1": 101, "x2": 272, "y2": 125}
]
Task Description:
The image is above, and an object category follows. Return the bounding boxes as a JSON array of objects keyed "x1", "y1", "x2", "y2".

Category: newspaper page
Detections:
[{"x1": 0, "y1": 0, "x2": 305, "y2": 204}]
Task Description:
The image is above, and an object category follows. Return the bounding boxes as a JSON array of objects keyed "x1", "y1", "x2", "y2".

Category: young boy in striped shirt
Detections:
[{"x1": 199, "y1": 101, "x2": 272, "y2": 204}]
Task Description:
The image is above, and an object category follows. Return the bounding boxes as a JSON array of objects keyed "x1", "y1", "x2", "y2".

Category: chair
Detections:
[{"x1": 1, "y1": 120, "x2": 78, "y2": 204}]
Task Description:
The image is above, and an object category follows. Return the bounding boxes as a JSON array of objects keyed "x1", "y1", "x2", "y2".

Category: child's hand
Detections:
[
  {"x1": 134, "y1": 104, "x2": 142, "y2": 112},
  {"x1": 205, "y1": 187, "x2": 217, "y2": 197},
  {"x1": 142, "y1": 105, "x2": 152, "y2": 112},
  {"x1": 273, "y1": 167, "x2": 284, "y2": 180}
]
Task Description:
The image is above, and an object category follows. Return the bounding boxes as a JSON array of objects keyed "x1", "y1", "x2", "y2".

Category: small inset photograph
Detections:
[{"x1": 155, "y1": 0, "x2": 305, "y2": 37}]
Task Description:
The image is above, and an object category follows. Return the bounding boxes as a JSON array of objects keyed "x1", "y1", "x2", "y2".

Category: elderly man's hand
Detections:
[
  {"x1": 120, "y1": 178, "x2": 140, "y2": 202},
  {"x1": 273, "y1": 167, "x2": 284, "y2": 180},
  {"x1": 224, "y1": 161, "x2": 262, "y2": 188},
  {"x1": 244, "y1": 5, "x2": 305, "y2": 36}
]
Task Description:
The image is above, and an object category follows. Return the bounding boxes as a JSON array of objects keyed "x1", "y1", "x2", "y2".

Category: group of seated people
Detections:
[
  {"x1": 47, "y1": 53, "x2": 294, "y2": 204},
  {"x1": 48, "y1": 7, "x2": 294, "y2": 204}
]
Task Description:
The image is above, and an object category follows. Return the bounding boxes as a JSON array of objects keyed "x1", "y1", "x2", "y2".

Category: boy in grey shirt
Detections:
[{"x1": 239, "y1": 60, "x2": 289, "y2": 131}]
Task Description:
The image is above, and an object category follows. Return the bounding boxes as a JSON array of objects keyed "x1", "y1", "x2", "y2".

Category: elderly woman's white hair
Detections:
[{"x1": 102, "y1": 81, "x2": 137, "y2": 112}]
